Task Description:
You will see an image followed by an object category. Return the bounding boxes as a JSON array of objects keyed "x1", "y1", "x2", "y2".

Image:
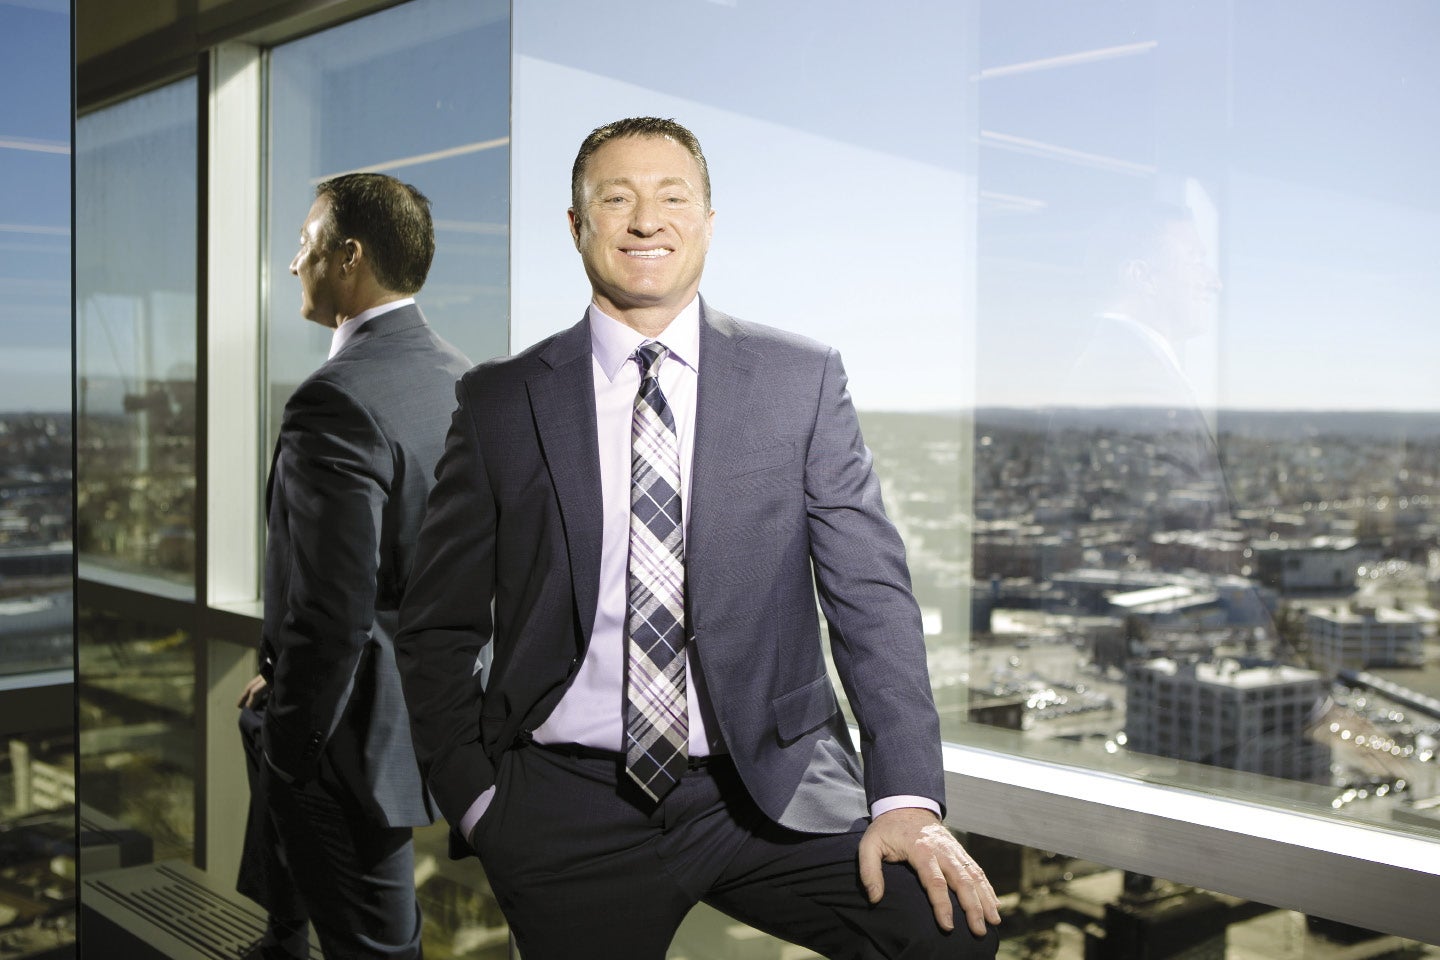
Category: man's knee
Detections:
[
  {"x1": 873, "y1": 862, "x2": 999, "y2": 960},
  {"x1": 898, "y1": 920, "x2": 999, "y2": 960}
]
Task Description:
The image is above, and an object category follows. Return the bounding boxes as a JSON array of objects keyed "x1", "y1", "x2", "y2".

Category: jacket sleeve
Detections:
[
  {"x1": 262, "y1": 376, "x2": 391, "y2": 782},
  {"x1": 802, "y1": 347, "x2": 946, "y2": 813},
  {"x1": 395, "y1": 377, "x2": 498, "y2": 828}
]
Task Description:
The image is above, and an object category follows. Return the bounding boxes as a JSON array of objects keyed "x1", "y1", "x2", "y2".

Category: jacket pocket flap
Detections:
[
  {"x1": 773, "y1": 675, "x2": 840, "y2": 743},
  {"x1": 731, "y1": 441, "x2": 796, "y2": 478}
]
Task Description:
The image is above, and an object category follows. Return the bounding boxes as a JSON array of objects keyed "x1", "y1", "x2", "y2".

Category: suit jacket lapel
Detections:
[
  {"x1": 689, "y1": 302, "x2": 760, "y2": 613},
  {"x1": 528, "y1": 317, "x2": 604, "y2": 645}
]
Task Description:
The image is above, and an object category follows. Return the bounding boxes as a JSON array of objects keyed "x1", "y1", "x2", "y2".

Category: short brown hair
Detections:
[
  {"x1": 315, "y1": 173, "x2": 435, "y2": 294},
  {"x1": 570, "y1": 117, "x2": 711, "y2": 214}
]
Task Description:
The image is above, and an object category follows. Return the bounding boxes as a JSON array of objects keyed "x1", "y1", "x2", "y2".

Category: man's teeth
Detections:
[{"x1": 625, "y1": 249, "x2": 670, "y2": 258}]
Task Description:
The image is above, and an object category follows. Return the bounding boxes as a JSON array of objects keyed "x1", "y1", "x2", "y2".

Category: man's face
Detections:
[
  {"x1": 1155, "y1": 219, "x2": 1221, "y2": 340},
  {"x1": 289, "y1": 196, "x2": 346, "y2": 329},
  {"x1": 569, "y1": 135, "x2": 714, "y2": 325}
]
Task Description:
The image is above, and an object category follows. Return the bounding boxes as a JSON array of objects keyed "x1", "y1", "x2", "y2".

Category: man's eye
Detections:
[{"x1": 602, "y1": 196, "x2": 629, "y2": 205}]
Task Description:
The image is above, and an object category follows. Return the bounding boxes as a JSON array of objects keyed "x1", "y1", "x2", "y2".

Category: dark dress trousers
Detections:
[
  {"x1": 239, "y1": 304, "x2": 469, "y2": 959},
  {"x1": 397, "y1": 302, "x2": 996, "y2": 958}
]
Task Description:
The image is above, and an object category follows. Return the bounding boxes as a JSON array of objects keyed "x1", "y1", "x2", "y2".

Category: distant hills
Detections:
[{"x1": 966, "y1": 407, "x2": 1440, "y2": 440}]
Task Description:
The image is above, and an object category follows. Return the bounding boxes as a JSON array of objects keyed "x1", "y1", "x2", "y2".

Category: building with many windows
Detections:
[
  {"x1": 1126, "y1": 658, "x2": 1332, "y2": 783},
  {"x1": 1307, "y1": 605, "x2": 1427, "y2": 674}
]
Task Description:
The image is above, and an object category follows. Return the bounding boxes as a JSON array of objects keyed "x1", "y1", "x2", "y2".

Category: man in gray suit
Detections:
[
  {"x1": 396, "y1": 118, "x2": 999, "y2": 958},
  {"x1": 236, "y1": 173, "x2": 470, "y2": 960}
]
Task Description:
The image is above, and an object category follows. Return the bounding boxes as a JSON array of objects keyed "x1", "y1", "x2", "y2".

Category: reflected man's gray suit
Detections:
[{"x1": 240, "y1": 304, "x2": 469, "y2": 958}]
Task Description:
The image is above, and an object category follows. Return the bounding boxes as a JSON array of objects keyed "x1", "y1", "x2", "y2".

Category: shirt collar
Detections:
[
  {"x1": 589, "y1": 297, "x2": 701, "y2": 382},
  {"x1": 329, "y1": 297, "x2": 416, "y2": 359}
]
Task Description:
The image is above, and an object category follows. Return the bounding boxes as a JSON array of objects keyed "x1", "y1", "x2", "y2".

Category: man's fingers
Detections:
[
  {"x1": 951, "y1": 873, "x2": 997, "y2": 938},
  {"x1": 861, "y1": 809, "x2": 1002, "y2": 936},
  {"x1": 915, "y1": 855, "x2": 956, "y2": 931},
  {"x1": 937, "y1": 849, "x2": 1001, "y2": 937},
  {"x1": 856, "y1": 833, "x2": 885, "y2": 903},
  {"x1": 237, "y1": 674, "x2": 268, "y2": 710}
]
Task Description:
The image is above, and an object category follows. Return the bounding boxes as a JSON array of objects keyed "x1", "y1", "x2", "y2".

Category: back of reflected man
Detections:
[
  {"x1": 395, "y1": 117, "x2": 1001, "y2": 959},
  {"x1": 235, "y1": 172, "x2": 470, "y2": 960}
]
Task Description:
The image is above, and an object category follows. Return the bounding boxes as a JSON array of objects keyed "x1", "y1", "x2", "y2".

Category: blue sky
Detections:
[
  {"x1": 0, "y1": 0, "x2": 70, "y2": 412},
  {"x1": 5, "y1": 0, "x2": 1440, "y2": 412},
  {"x1": 516, "y1": 0, "x2": 1440, "y2": 413},
  {"x1": 973, "y1": 1, "x2": 1440, "y2": 411}
]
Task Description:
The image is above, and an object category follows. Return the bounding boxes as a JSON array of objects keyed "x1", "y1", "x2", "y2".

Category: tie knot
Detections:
[{"x1": 635, "y1": 341, "x2": 669, "y2": 378}]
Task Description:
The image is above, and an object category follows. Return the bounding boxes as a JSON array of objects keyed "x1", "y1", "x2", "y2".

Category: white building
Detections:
[
  {"x1": 1305, "y1": 606, "x2": 1426, "y2": 673},
  {"x1": 1126, "y1": 658, "x2": 1331, "y2": 783},
  {"x1": 1251, "y1": 536, "x2": 1370, "y2": 593}
]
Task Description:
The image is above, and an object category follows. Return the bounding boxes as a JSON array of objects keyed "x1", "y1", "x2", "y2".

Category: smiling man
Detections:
[{"x1": 396, "y1": 118, "x2": 1000, "y2": 959}]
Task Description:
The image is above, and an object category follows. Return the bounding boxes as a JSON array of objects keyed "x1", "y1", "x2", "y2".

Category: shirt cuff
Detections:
[
  {"x1": 459, "y1": 785, "x2": 497, "y2": 844},
  {"x1": 870, "y1": 794, "x2": 942, "y2": 820}
]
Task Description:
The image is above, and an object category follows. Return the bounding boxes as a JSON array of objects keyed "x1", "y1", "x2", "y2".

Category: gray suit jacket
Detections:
[
  {"x1": 397, "y1": 301, "x2": 943, "y2": 838},
  {"x1": 260, "y1": 303, "x2": 470, "y2": 828}
]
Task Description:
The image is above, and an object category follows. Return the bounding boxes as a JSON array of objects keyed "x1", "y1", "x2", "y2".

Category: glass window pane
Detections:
[
  {"x1": 508, "y1": 2, "x2": 1440, "y2": 946},
  {"x1": 1, "y1": 0, "x2": 72, "y2": 681},
  {"x1": 412, "y1": 820, "x2": 507, "y2": 957},
  {"x1": 264, "y1": 0, "x2": 510, "y2": 449},
  {"x1": 1, "y1": 2, "x2": 77, "y2": 953},
  {"x1": 261, "y1": 4, "x2": 513, "y2": 953},
  {"x1": 971, "y1": 0, "x2": 1440, "y2": 843},
  {"x1": 0, "y1": 411, "x2": 71, "y2": 679},
  {"x1": 512, "y1": 0, "x2": 977, "y2": 723},
  {"x1": 76, "y1": 78, "x2": 199, "y2": 592},
  {"x1": 970, "y1": 833, "x2": 1440, "y2": 958},
  {"x1": 512, "y1": 2, "x2": 976, "y2": 953},
  {"x1": 77, "y1": 609, "x2": 195, "y2": 864}
]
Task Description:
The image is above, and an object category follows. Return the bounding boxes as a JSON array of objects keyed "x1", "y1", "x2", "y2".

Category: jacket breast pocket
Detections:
[
  {"x1": 772, "y1": 675, "x2": 840, "y2": 746},
  {"x1": 730, "y1": 441, "x2": 796, "y2": 479}
]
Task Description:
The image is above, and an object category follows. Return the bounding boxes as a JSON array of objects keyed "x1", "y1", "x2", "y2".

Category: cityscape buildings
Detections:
[
  {"x1": 1307, "y1": 605, "x2": 1428, "y2": 674},
  {"x1": 1125, "y1": 657, "x2": 1331, "y2": 783}
]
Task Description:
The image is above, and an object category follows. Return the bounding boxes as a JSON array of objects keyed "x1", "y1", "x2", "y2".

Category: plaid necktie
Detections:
[{"x1": 624, "y1": 341, "x2": 688, "y2": 801}]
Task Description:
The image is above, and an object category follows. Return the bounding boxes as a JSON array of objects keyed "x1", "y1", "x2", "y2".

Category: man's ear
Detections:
[
  {"x1": 340, "y1": 238, "x2": 362, "y2": 275},
  {"x1": 1123, "y1": 257, "x2": 1156, "y2": 297},
  {"x1": 567, "y1": 208, "x2": 582, "y2": 249}
]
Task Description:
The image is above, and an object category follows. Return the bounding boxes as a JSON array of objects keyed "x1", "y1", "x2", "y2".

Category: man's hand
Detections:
[
  {"x1": 858, "y1": 807, "x2": 1000, "y2": 937},
  {"x1": 237, "y1": 673, "x2": 269, "y2": 710}
]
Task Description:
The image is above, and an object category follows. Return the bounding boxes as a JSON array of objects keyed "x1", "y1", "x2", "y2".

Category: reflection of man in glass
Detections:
[
  {"x1": 235, "y1": 173, "x2": 470, "y2": 960},
  {"x1": 395, "y1": 118, "x2": 1001, "y2": 958},
  {"x1": 1048, "y1": 203, "x2": 1229, "y2": 518},
  {"x1": 1044, "y1": 198, "x2": 1264, "y2": 654},
  {"x1": 1067, "y1": 203, "x2": 1221, "y2": 431}
]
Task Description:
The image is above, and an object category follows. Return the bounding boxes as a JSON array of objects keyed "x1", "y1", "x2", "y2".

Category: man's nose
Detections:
[
  {"x1": 629, "y1": 197, "x2": 661, "y2": 235},
  {"x1": 289, "y1": 252, "x2": 301, "y2": 275}
]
